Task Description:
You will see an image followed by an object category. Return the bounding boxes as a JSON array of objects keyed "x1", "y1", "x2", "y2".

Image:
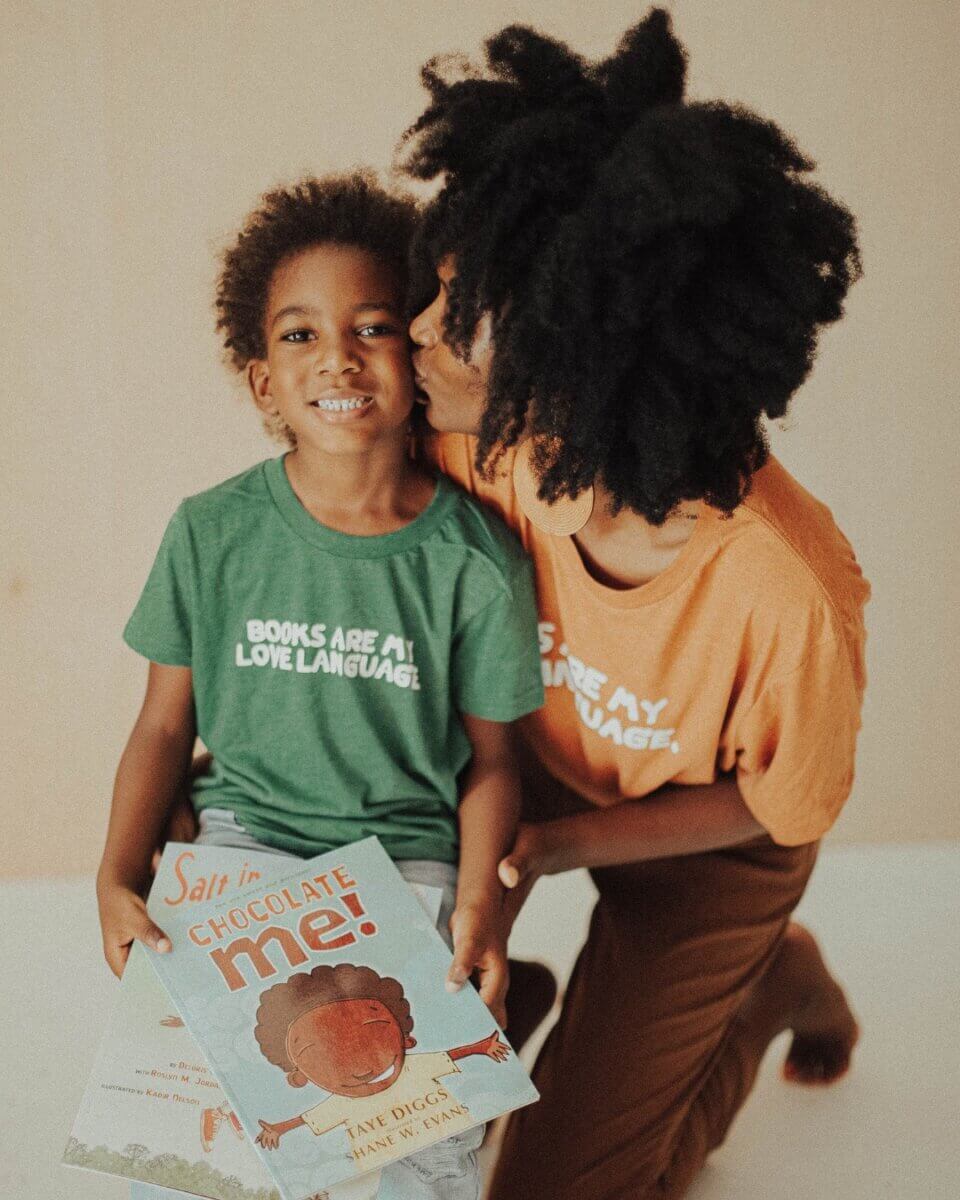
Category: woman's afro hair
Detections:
[
  {"x1": 254, "y1": 964, "x2": 413, "y2": 1075},
  {"x1": 399, "y1": 8, "x2": 862, "y2": 522},
  {"x1": 216, "y1": 171, "x2": 418, "y2": 372}
]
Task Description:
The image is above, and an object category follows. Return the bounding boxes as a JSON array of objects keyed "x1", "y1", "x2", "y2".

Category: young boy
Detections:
[{"x1": 96, "y1": 172, "x2": 544, "y2": 1198}]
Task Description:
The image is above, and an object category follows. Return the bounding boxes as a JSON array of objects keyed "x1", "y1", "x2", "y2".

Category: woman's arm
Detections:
[
  {"x1": 499, "y1": 774, "x2": 766, "y2": 926},
  {"x1": 97, "y1": 661, "x2": 196, "y2": 976},
  {"x1": 446, "y1": 714, "x2": 521, "y2": 1025}
]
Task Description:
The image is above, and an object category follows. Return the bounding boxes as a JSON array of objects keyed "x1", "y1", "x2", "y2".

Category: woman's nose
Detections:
[{"x1": 409, "y1": 305, "x2": 438, "y2": 349}]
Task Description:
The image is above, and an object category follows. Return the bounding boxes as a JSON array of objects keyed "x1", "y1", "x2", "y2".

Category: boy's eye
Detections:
[
  {"x1": 357, "y1": 323, "x2": 398, "y2": 338},
  {"x1": 280, "y1": 329, "x2": 314, "y2": 343}
]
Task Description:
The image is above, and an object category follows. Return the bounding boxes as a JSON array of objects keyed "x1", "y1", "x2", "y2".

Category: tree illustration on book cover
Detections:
[
  {"x1": 64, "y1": 844, "x2": 384, "y2": 1200},
  {"x1": 145, "y1": 837, "x2": 538, "y2": 1199}
]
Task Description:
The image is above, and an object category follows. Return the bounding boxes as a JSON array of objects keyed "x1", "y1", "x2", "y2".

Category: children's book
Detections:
[
  {"x1": 65, "y1": 844, "x2": 443, "y2": 1200},
  {"x1": 143, "y1": 837, "x2": 538, "y2": 1199}
]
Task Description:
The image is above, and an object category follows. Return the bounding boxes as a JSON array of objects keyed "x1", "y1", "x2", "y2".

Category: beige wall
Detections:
[{"x1": 2, "y1": 1, "x2": 958, "y2": 877}]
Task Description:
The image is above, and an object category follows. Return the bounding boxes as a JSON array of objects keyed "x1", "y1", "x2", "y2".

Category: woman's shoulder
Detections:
[
  {"x1": 730, "y1": 458, "x2": 869, "y2": 609},
  {"x1": 433, "y1": 470, "x2": 531, "y2": 592},
  {"x1": 421, "y1": 431, "x2": 527, "y2": 541},
  {"x1": 716, "y1": 457, "x2": 870, "y2": 695}
]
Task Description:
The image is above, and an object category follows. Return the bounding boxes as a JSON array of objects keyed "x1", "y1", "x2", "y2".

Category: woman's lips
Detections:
[{"x1": 414, "y1": 374, "x2": 431, "y2": 406}]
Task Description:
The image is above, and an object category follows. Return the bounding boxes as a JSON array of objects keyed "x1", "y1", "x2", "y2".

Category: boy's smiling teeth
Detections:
[{"x1": 312, "y1": 396, "x2": 373, "y2": 412}]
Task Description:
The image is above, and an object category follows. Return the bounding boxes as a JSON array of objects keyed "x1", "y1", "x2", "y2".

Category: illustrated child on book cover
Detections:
[{"x1": 253, "y1": 964, "x2": 508, "y2": 1166}]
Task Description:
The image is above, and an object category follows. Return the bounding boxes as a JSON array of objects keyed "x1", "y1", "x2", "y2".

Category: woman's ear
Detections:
[
  {"x1": 286, "y1": 1069, "x2": 309, "y2": 1088},
  {"x1": 247, "y1": 359, "x2": 274, "y2": 415}
]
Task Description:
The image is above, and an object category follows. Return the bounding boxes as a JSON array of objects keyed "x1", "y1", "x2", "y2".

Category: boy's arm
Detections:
[
  {"x1": 446, "y1": 714, "x2": 520, "y2": 1027},
  {"x1": 97, "y1": 661, "x2": 196, "y2": 976}
]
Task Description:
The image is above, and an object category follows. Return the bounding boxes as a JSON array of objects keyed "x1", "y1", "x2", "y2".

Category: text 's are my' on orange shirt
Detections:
[{"x1": 430, "y1": 433, "x2": 870, "y2": 846}]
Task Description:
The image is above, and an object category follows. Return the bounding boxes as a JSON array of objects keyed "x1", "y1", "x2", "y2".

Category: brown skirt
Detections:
[{"x1": 490, "y1": 766, "x2": 818, "y2": 1200}]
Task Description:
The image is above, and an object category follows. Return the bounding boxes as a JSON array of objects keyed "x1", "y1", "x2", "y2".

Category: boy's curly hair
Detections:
[
  {"x1": 216, "y1": 172, "x2": 418, "y2": 443},
  {"x1": 254, "y1": 964, "x2": 413, "y2": 1074},
  {"x1": 399, "y1": 9, "x2": 862, "y2": 523}
]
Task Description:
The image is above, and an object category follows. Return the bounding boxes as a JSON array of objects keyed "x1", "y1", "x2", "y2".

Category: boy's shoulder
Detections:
[
  {"x1": 177, "y1": 459, "x2": 272, "y2": 521},
  {"x1": 158, "y1": 461, "x2": 279, "y2": 565}
]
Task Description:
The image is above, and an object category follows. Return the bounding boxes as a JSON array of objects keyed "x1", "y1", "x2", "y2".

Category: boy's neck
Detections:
[{"x1": 283, "y1": 441, "x2": 435, "y2": 536}]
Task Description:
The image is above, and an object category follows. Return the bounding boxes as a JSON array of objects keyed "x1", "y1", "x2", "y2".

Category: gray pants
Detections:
[{"x1": 195, "y1": 808, "x2": 483, "y2": 1200}]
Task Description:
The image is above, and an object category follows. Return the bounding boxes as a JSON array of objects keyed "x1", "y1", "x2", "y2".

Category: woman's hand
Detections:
[
  {"x1": 96, "y1": 877, "x2": 172, "y2": 978},
  {"x1": 169, "y1": 751, "x2": 210, "y2": 843},
  {"x1": 150, "y1": 790, "x2": 198, "y2": 873},
  {"x1": 150, "y1": 751, "x2": 209, "y2": 870},
  {"x1": 499, "y1": 777, "x2": 765, "y2": 888},
  {"x1": 446, "y1": 899, "x2": 509, "y2": 1027},
  {"x1": 497, "y1": 822, "x2": 558, "y2": 931}
]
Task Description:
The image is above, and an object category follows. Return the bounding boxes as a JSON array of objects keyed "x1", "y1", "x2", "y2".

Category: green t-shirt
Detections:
[{"x1": 124, "y1": 456, "x2": 544, "y2": 862}]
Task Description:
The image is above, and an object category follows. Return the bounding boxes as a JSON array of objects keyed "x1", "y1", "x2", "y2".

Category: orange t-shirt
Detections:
[{"x1": 430, "y1": 434, "x2": 870, "y2": 846}]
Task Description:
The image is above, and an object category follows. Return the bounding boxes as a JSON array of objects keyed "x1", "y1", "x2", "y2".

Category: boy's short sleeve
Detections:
[
  {"x1": 735, "y1": 629, "x2": 862, "y2": 846},
  {"x1": 452, "y1": 558, "x2": 544, "y2": 722},
  {"x1": 123, "y1": 505, "x2": 194, "y2": 666}
]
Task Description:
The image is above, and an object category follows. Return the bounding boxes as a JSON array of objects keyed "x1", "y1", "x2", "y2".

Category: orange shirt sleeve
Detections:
[{"x1": 735, "y1": 624, "x2": 862, "y2": 845}]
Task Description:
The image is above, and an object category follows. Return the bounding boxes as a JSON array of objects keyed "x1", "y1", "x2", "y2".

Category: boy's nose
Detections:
[{"x1": 315, "y1": 340, "x2": 361, "y2": 375}]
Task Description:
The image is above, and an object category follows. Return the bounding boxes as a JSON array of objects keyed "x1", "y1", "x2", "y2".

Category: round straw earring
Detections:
[{"x1": 512, "y1": 438, "x2": 594, "y2": 536}]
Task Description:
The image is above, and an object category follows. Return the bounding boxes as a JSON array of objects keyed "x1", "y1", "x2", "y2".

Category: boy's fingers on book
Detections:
[
  {"x1": 446, "y1": 939, "x2": 479, "y2": 991},
  {"x1": 129, "y1": 913, "x2": 172, "y2": 954},
  {"x1": 104, "y1": 941, "x2": 128, "y2": 979},
  {"x1": 478, "y1": 960, "x2": 509, "y2": 1024},
  {"x1": 445, "y1": 967, "x2": 468, "y2": 992}
]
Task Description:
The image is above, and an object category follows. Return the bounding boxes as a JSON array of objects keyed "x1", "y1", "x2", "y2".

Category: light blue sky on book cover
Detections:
[
  {"x1": 147, "y1": 838, "x2": 537, "y2": 1197},
  {"x1": 65, "y1": 844, "x2": 383, "y2": 1200}
]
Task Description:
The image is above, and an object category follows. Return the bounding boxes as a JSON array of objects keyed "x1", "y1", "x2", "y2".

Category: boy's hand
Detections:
[
  {"x1": 446, "y1": 900, "x2": 509, "y2": 1027},
  {"x1": 97, "y1": 880, "x2": 172, "y2": 978}
]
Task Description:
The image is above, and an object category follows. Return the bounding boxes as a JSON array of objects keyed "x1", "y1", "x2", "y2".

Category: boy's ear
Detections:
[
  {"x1": 286, "y1": 1069, "x2": 309, "y2": 1088},
  {"x1": 403, "y1": 1036, "x2": 417, "y2": 1050},
  {"x1": 247, "y1": 360, "x2": 274, "y2": 415}
]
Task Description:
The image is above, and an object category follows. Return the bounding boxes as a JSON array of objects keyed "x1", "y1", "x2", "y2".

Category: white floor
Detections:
[{"x1": 2, "y1": 844, "x2": 958, "y2": 1200}]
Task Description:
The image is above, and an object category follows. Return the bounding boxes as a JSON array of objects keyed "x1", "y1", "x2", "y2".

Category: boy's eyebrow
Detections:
[{"x1": 271, "y1": 301, "x2": 400, "y2": 327}]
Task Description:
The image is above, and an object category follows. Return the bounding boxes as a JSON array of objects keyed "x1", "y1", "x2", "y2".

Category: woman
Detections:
[{"x1": 403, "y1": 10, "x2": 867, "y2": 1199}]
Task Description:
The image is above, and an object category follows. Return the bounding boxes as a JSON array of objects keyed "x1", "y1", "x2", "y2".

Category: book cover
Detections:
[
  {"x1": 145, "y1": 837, "x2": 538, "y2": 1198},
  {"x1": 64, "y1": 844, "x2": 394, "y2": 1200}
]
